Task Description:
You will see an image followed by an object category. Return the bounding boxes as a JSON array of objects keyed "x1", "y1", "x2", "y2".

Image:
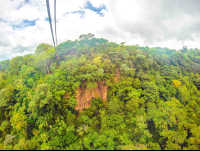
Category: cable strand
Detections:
[
  {"x1": 54, "y1": 0, "x2": 57, "y2": 48},
  {"x1": 46, "y1": 0, "x2": 56, "y2": 48}
]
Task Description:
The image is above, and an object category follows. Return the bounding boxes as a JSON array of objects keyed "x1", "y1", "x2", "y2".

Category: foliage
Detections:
[{"x1": 0, "y1": 34, "x2": 200, "y2": 150}]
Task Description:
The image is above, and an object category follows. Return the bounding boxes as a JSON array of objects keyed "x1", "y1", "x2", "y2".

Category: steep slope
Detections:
[{"x1": 0, "y1": 34, "x2": 200, "y2": 150}]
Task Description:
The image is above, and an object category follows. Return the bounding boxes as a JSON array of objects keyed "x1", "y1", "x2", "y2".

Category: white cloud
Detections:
[{"x1": 1, "y1": 0, "x2": 200, "y2": 61}]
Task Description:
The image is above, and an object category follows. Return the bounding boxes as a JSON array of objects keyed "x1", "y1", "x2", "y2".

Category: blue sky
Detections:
[
  {"x1": 12, "y1": 20, "x2": 37, "y2": 28},
  {"x1": 84, "y1": 1, "x2": 107, "y2": 17},
  {"x1": 67, "y1": 1, "x2": 107, "y2": 18},
  {"x1": 0, "y1": 0, "x2": 200, "y2": 61}
]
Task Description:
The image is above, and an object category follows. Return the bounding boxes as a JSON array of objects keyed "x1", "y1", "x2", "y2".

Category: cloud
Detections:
[
  {"x1": 84, "y1": 0, "x2": 107, "y2": 16},
  {"x1": 100, "y1": 0, "x2": 200, "y2": 48},
  {"x1": 0, "y1": 0, "x2": 46, "y2": 24},
  {"x1": 1, "y1": 0, "x2": 200, "y2": 61}
]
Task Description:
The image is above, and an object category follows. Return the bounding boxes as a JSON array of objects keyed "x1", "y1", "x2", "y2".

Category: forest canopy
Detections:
[{"x1": 0, "y1": 34, "x2": 200, "y2": 150}]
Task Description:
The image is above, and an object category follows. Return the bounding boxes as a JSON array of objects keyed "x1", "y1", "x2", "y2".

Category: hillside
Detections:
[{"x1": 0, "y1": 34, "x2": 200, "y2": 150}]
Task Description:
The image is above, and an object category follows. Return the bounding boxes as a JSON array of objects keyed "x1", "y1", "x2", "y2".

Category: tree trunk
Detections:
[
  {"x1": 43, "y1": 67, "x2": 46, "y2": 75},
  {"x1": 45, "y1": 61, "x2": 49, "y2": 74}
]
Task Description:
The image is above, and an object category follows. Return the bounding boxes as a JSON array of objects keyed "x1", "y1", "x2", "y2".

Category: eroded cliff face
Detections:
[
  {"x1": 75, "y1": 81, "x2": 108, "y2": 111},
  {"x1": 65, "y1": 68, "x2": 121, "y2": 111}
]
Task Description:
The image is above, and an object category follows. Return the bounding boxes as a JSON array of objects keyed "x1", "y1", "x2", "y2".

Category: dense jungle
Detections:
[{"x1": 0, "y1": 33, "x2": 200, "y2": 150}]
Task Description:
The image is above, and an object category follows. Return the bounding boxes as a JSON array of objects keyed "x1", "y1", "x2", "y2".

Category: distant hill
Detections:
[{"x1": 0, "y1": 34, "x2": 200, "y2": 150}]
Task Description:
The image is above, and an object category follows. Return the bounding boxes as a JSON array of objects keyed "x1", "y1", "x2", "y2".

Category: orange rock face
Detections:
[
  {"x1": 75, "y1": 81, "x2": 108, "y2": 111},
  {"x1": 67, "y1": 69, "x2": 120, "y2": 111}
]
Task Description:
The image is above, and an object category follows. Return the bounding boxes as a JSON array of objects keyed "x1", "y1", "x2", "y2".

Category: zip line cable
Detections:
[
  {"x1": 54, "y1": 0, "x2": 57, "y2": 48},
  {"x1": 46, "y1": 0, "x2": 57, "y2": 57}
]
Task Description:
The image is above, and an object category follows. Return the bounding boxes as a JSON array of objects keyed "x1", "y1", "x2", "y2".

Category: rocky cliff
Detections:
[
  {"x1": 67, "y1": 68, "x2": 121, "y2": 111},
  {"x1": 75, "y1": 81, "x2": 108, "y2": 111}
]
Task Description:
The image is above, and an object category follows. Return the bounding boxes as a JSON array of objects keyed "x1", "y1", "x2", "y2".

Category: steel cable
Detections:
[{"x1": 46, "y1": 0, "x2": 56, "y2": 49}]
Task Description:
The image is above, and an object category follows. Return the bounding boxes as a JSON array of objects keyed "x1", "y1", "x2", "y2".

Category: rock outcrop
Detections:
[
  {"x1": 64, "y1": 68, "x2": 121, "y2": 111},
  {"x1": 75, "y1": 81, "x2": 108, "y2": 111}
]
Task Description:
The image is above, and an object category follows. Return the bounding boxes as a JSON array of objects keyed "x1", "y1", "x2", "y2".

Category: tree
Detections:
[
  {"x1": 173, "y1": 80, "x2": 181, "y2": 88},
  {"x1": 142, "y1": 81, "x2": 159, "y2": 102},
  {"x1": 34, "y1": 48, "x2": 55, "y2": 74},
  {"x1": 147, "y1": 98, "x2": 188, "y2": 150},
  {"x1": 35, "y1": 43, "x2": 53, "y2": 55},
  {"x1": 79, "y1": 33, "x2": 95, "y2": 40}
]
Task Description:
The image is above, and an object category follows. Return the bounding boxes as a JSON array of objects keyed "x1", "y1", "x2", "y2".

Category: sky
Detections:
[{"x1": 0, "y1": 0, "x2": 200, "y2": 61}]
